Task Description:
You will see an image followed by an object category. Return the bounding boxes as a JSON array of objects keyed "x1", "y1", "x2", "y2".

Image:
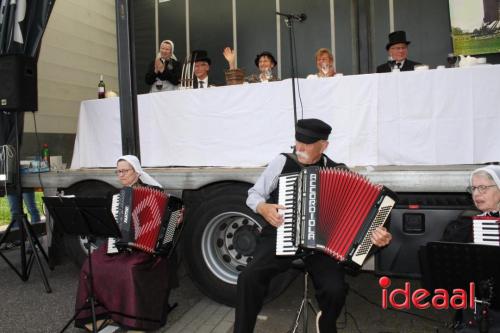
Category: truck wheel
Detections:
[
  {"x1": 61, "y1": 180, "x2": 116, "y2": 267},
  {"x1": 183, "y1": 183, "x2": 297, "y2": 306}
]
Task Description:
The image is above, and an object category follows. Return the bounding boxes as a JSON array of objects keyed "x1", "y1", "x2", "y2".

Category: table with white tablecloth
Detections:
[{"x1": 71, "y1": 65, "x2": 500, "y2": 168}]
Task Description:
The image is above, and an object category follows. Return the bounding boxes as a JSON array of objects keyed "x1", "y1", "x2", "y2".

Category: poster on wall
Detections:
[{"x1": 449, "y1": 0, "x2": 500, "y2": 55}]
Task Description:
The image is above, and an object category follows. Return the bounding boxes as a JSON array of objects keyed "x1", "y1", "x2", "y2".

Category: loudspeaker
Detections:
[{"x1": 0, "y1": 54, "x2": 37, "y2": 112}]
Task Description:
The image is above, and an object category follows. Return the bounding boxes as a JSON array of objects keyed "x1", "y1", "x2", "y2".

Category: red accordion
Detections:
[
  {"x1": 277, "y1": 166, "x2": 397, "y2": 267},
  {"x1": 108, "y1": 186, "x2": 183, "y2": 254}
]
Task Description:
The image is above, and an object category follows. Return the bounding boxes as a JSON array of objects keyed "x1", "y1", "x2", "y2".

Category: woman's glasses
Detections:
[
  {"x1": 466, "y1": 185, "x2": 497, "y2": 194},
  {"x1": 115, "y1": 169, "x2": 132, "y2": 175}
]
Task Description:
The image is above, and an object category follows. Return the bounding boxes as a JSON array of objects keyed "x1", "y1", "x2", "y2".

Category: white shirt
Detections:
[
  {"x1": 246, "y1": 155, "x2": 287, "y2": 213},
  {"x1": 198, "y1": 76, "x2": 209, "y2": 88}
]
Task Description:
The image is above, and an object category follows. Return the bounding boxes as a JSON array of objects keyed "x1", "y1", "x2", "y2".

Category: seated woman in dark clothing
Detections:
[
  {"x1": 74, "y1": 155, "x2": 178, "y2": 333},
  {"x1": 442, "y1": 165, "x2": 500, "y2": 242},
  {"x1": 223, "y1": 47, "x2": 279, "y2": 83},
  {"x1": 438, "y1": 165, "x2": 500, "y2": 329}
]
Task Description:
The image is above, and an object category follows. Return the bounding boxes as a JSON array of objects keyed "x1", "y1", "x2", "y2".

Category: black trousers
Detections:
[{"x1": 234, "y1": 226, "x2": 347, "y2": 333}]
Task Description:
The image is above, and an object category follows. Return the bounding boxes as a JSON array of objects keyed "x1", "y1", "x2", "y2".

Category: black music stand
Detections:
[
  {"x1": 423, "y1": 241, "x2": 500, "y2": 333},
  {"x1": 43, "y1": 196, "x2": 121, "y2": 333}
]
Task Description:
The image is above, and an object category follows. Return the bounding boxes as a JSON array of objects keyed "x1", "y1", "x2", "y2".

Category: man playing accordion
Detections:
[{"x1": 234, "y1": 119, "x2": 393, "y2": 333}]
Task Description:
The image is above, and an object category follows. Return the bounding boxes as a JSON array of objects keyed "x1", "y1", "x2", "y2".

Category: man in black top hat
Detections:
[
  {"x1": 234, "y1": 119, "x2": 392, "y2": 333},
  {"x1": 191, "y1": 50, "x2": 214, "y2": 88},
  {"x1": 376, "y1": 30, "x2": 421, "y2": 73}
]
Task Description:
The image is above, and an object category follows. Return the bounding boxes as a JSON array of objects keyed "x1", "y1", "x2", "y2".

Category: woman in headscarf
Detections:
[
  {"x1": 145, "y1": 40, "x2": 181, "y2": 92},
  {"x1": 437, "y1": 165, "x2": 500, "y2": 330},
  {"x1": 442, "y1": 165, "x2": 500, "y2": 242},
  {"x1": 74, "y1": 155, "x2": 178, "y2": 333}
]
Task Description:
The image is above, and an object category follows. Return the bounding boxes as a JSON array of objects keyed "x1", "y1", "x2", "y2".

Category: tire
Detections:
[
  {"x1": 60, "y1": 180, "x2": 116, "y2": 267},
  {"x1": 182, "y1": 182, "x2": 297, "y2": 306}
]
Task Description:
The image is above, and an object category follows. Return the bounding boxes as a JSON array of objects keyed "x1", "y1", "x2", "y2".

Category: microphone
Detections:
[{"x1": 276, "y1": 12, "x2": 307, "y2": 22}]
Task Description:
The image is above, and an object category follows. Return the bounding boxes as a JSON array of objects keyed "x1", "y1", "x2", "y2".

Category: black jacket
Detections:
[
  {"x1": 376, "y1": 59, "x2": 421, "y2": 73},
  {"x1": 193, "y1": 76, "x2": 216, "y2": 89},
  {"x1": 145, "y1": 59, "x2": 181, "y2": 86}
]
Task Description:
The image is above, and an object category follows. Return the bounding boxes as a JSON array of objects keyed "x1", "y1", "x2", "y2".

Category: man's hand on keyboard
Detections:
[{"x1": 256, "y1": 202, "x2": 286, "y2": 227}]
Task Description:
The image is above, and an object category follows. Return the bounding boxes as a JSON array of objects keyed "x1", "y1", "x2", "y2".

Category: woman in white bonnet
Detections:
[
  {"x1": 74, "y1": 155, "x2": 178, "y2": 333},
  {"x1": 438, "y1": 165, "x2": 500, "y2": 329},
  {"x1": 442, "y1": 165, "x2": 500, "y2": 242},
  {"x1": 468, "y1": 165, "x2": 500, "y2": 215},
  {"x1": 115, "y1": 155, "x2": 162, "y2": 188},
  {"x1": 145, "y1": 39, "x2": 181, "y2": 92}
]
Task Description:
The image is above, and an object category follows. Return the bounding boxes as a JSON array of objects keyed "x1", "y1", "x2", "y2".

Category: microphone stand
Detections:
[
  {"x1": 277, "y1": 12, "x2": 305, "y2": 127},
  {"x1": 286, "y1": 17, "x2": 298, "y2": 127}
]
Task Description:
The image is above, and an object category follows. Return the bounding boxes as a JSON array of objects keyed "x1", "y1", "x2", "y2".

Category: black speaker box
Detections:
[
  {"x1": 375, "y1": 193, "x2": 475, "y2": 279},
  {"x1": 0, "y1": 54, "x2": 37, "y2": 112}
]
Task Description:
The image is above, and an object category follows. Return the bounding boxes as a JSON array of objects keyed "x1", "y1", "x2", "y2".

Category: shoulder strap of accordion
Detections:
[
  {"x1": 282, "y1": 153, "x2": 304, "y2": 168},
  {"x1": 282, "y1": 152, "x2": 349, "y2": 170},
  {"x1": 322, "y1": 155, "x2": 349, "y2": 170}
]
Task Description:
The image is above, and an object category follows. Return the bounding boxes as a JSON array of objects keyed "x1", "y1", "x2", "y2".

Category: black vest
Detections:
[{"x1": 267, "y1": 153, "x2": 348, "y2": 205}]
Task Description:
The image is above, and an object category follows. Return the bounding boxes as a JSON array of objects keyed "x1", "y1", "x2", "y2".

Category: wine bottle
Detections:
[{"x1": 98, "y1": 74, "x2": 106, "y2": 99}]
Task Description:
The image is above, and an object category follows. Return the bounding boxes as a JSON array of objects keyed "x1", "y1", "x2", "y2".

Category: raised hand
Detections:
[{"x1": 223, "y1": 47, "x2": 236, "y2": 69}]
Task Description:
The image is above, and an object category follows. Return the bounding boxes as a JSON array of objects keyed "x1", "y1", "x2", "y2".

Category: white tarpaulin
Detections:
[{"x1": 71, "y1": 65, "x2": 500, "y2": 168}]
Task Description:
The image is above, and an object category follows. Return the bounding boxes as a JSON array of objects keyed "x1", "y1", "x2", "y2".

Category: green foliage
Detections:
[{"x1": 451, "y1": 26, "x2": 464, "y2": 35}]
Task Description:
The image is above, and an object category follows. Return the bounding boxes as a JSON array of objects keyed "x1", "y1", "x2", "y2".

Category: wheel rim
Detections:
[{"x1": 201, "y1": 212, "x2": 262, "y2": 285}]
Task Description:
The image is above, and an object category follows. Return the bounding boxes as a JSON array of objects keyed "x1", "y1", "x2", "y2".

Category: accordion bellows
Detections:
[
  {"x1": 277, "y1": 167, "x2": 397, "y2": 267},
  {"x1": 109, "y1": 186, "x2": 183, "y2": 254}
]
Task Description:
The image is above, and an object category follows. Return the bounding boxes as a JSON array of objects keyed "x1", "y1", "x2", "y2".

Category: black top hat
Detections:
[
  {"x1": 386, "y1": 30, "x2": 411, "y2": 50},
  {"x1": 295, "y1": 118, "x2": 332, "y2": 144},
  {"x1": 254, "y1": 51, "x2": 277, "y2": 68},
  {"x1": 192, "y1": 50, "x2": 211, "y2": 65}
]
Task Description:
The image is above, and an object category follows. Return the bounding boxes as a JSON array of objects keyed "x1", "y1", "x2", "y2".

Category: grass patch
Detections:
[
  {"x1": 0, "y1": 192, "x2": 45, "y2": 226},
  {"x1": 452, "y1": 34, "x2": 500, "y2": 55}
]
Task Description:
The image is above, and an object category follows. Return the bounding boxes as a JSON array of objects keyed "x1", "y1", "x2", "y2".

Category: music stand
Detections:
[
  {"x1": 43, "y1": 196, "x2": 121, "y2": 333},
  {"x1": 423, "y1": 241, "x2": 500, "y2": 333}
]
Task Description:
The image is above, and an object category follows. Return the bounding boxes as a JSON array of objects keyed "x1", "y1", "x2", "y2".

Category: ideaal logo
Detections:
[{"x1": 379, "y1": 276, "x2": 475, "y2": 310}]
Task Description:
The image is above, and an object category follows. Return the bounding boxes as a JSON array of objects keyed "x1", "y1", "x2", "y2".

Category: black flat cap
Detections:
[
  {"x1": 295, "y1": 119, "x2": 332, "y2": 144},
  {"x1": 254, "y1": 51, "x2": 277, "y2": 67},
  {"x1": 192, "y1": 49, "x2": 211, "y2": 65}
]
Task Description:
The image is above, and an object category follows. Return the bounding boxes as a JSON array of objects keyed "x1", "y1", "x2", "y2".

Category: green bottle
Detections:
[{"x1": 42, "y1": 143, "x2": 50, "y2": 169}]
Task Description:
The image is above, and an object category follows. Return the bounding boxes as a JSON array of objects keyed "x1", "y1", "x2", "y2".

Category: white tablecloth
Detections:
[{"x1": 71, "y1": 65, "x2": 500, "y2": 168}]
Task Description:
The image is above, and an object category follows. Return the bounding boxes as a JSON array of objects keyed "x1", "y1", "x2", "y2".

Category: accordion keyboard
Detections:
[
  {"x1": 276, "y1": 173, "x2": 299, "y2": 256},
  {"x1": 108, "y1": 194, "x2": 121, "y2": 253},
  {"x1": 473, "y1": 219, "x2": 500, "y2": 246}
]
